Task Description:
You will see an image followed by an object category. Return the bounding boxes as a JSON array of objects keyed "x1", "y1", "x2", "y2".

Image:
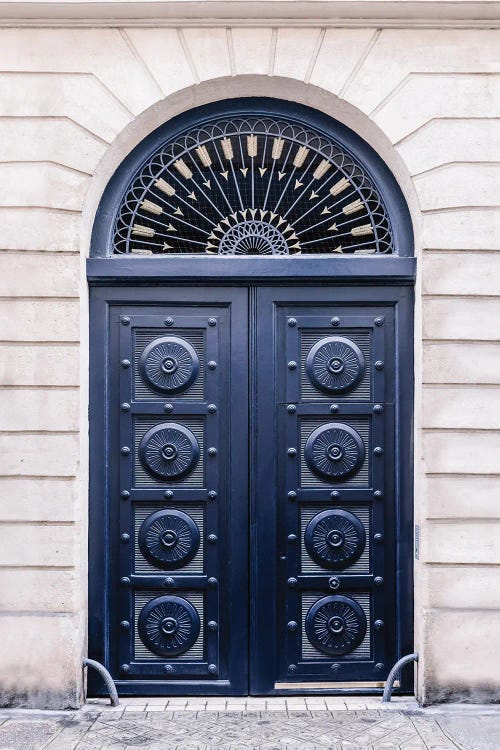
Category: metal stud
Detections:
[
  {"x1": 287, "y1": 577, "x2": 297, "y2": 587},
  {"x1": 287, "y1": 621, "x2": 298, "y2": 631},
  {"x1": 374, "y1": 619, "x2": 385, "y2": 630},
  {"x1": 208, "y1": 621, "x2": 218, "y2": 631},
  {"x1": 373, "y1": 404, "x2": 383, "y2": 414},
  {"x1": 208, "y1": 318, "x2": 217, "y2": 327},
  {"x1": 208, "y1": 361, "x2": 217, "y2": 370},
  {"x1": 120, "y1": 446, "x2": 130, "y2": 456},
  {"x1": 331, "y1": 663, "x2": 341, "y2": 672},
  {"x1": 288, "y1": 534, "x2": 298, "y2": 542},
  {"x1": 288, "y1": 491, "x2": 297, "y2": 500},
  {"x1": 208, "y1": 404, "x2": 217, "y2": 414},
  {"x1": 330, "y1": 404, "x2": 339, "y2": 413},
  {"x1": 208, "y1": 577, "x2": 218, "y2": 587},
  {"x1": 120, "y1": 490, "x2": 130, "y2": 500},
  {"x1": 374, "y1": 533, "x2": 384, "y2": 543},
  {"x1": 164, "y1": 403, "x2": 174, "y2": 413},
  {"x1": 208, "y1": 664, "x2": 218, "y2": 674},
  {"x1": 288, "y1": 361, "x2": 297, "y2": 370},
  {"x1": 120, "y1": 620, "x2": 130, "y2": 630},
  {"x1": 120, "y1": 664, "x2": 130, "y2": 673},
  {"x1": 164, "y1": 664, "x2": 175, "y2": 674},
  {"x1": 208, "y1": 490, "x2": 218, "y2": 501},
  {"x1": 120, "y1": 577, "x2": 130, "y2": 586},
  {"x1": 375, "y1": 360, "x2": 385, "y2": 370},
  {"x1": 120, "y1": 533, "x2": 130, "y2": 543},
  {"x1": 288, "y1": 664, "x2": 298, "y2": 672},
  {"x1": 121, "y1": 359, "x2": 131, "y2": 369},
  {"x1": 164, "y1": 490, "x2": 174, "y2": 499},
  {"x1": 374, "y1": 316, "x2": 385, "y2": 326},
  {"x1": 208, "y1": 534, "x2": 218, "y2": 544},
  {"x1": 121, "y1": 316, "x2": 130, "y2": 326},
  {"x1": 164, "y1": 317, "x2": 174, "y2": 327},
  {"x1": 287, "y1": 448, "x2": 297, "y2": 457},
  {"x1": 163, "y1": 576, "x2": 175, "y2": 587},
  {"x1": 121, "y1": 402, "x2": 130, "y2": 412},
  {"x1": 375, "y1": 662, "x2": 385, "y2": 671},
  {"x1": 330, "y1": 490, "x2": 340, "y2": 499},
  {"x1": 208, "y1": 447, "x2": 217, "y2": 457},
  {"x1": 374, "y1": 576, "x2": 384, "y2": 587},
  {"x1": 374, "y1": 490, "x2": 384, "y2": 500},
  {"x1": 329, "y1": 576, "x2": 341, "y2": 590},
  {"x1": 374, "y1": 446, "x2": 384, "y2": 456},
  {"x1": 287, "y1": 318, "x2": 297, "y2": 327},
  {"x1": 287, "y1": 404, "x2": 296, "y2": 414},
  {"x1": 331, "y1": 317, "x2": 340, "y2": 327}
]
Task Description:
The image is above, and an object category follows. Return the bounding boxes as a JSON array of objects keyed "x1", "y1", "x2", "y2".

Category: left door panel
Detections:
[{"x1": 88, "y1": 287, "x2": 249, "y2": 696}]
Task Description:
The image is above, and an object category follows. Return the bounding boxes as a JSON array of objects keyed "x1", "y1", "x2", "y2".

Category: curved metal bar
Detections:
[
  {"x1": 83, "y1": 658, "x2": 119, "y2": 707},
  {"x1": 382, "y1": 652, "x2": 418, "y2": 703}
]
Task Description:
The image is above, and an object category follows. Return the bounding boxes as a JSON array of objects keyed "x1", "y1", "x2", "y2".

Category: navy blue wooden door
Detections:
[
  {"x1": 89, "y1": 287, "x2": 249, "y2": 696},
  {"x1": 251, "y1": 285, "x2": 413, "y2": 694},
  {"x1": 89, "y1": 283, "x2": 412, "y2": 696}
]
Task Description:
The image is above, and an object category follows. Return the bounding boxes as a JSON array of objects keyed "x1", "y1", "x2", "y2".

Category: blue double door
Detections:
[{"x1": 89, "y1": 283, "x2": 413, "y2": 696}]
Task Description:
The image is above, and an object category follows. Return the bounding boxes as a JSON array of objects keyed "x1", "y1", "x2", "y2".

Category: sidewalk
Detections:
[{"x1": 0, "y1": 696, "x2": 498, "y2": 749}]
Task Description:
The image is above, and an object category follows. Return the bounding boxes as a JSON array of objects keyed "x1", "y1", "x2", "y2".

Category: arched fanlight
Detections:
[{"x1": 113, "y1": 113, "x2": 394, "y2": 256}]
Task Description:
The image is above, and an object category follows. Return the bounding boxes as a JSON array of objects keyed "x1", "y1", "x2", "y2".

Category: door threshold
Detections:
[{"x1": 274, "y1": 681, "x2": 400, "y2": 690}]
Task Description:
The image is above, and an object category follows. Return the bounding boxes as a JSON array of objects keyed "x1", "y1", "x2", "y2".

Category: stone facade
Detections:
[{"x1": 0, "y1": 1, "x2": 498, "y2": 708}]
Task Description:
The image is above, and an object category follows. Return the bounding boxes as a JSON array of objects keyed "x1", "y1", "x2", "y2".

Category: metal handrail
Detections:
[
  {"x1": 83, "y1": 658, "x2": 119, "y2": 707},
  {"x1": 382, "y1": 652, "x2": 418, "y2": 703}
]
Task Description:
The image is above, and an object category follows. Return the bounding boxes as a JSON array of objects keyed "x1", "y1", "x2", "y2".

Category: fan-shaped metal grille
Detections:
[{"x1": 113, "y1": 115, "x2": 393, "y2": 256}]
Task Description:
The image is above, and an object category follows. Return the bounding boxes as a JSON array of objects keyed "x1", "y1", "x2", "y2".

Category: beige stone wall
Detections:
[{"x1": 0, "y1": 22, "x2": 498, "y2": 707}]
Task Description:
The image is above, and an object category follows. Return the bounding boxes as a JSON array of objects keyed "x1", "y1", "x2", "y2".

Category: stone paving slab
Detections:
[{"x1": 0, "y1": 703, "x2": 481, "y2": 750}]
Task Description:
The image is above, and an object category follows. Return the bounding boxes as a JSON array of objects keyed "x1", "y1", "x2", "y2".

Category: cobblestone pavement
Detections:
[{"x1": 0, "y1": 698, "x2": 498, "y2": 750}]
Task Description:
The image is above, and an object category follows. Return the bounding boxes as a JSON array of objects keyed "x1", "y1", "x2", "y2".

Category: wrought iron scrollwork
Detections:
[{"x1": 113, "y1": 115, "x2": 393, "y2": 256}]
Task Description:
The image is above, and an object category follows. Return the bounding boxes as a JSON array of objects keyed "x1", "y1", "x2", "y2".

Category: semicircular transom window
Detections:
[{"x1": 113, "y1": 114, "x2": 394, "y2": 256}]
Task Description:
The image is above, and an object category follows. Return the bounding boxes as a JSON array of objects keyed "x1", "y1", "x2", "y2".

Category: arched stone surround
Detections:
[{"x1": 0, "y1": 24, "x2": 498, "y2": 707}]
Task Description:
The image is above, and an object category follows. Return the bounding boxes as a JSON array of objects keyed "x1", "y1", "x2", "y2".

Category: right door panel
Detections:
[{"x1": 252, "y1": 286, "x2": 413, "y2": 693}]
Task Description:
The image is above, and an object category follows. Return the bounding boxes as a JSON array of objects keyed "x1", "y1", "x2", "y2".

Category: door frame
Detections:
[{"x1": 88, "y1": 258, "x2": 415, "y2": 696}]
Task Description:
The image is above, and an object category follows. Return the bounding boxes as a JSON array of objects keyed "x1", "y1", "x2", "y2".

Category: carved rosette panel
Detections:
[
  {"x1": 306, "y1": 336, "x2": 365, "y2": 394},
  {"x1": 304, "y1": 509, "x2": 366, "y2": 569},
  {"x1": 138, "y1": 595, "x2": 200, "y2": 657},
  {"x1": 305, "y1": 595, "x2": 367, "y2": 656},
  {"x1": 139, "y1": 422, "x2": 200, "y2": 481},
  {"x1": 304, "y1": 423, "x2": 365, "y2": 480},
  {"x1": 139, "y1": 336, "x2": 199, "y2": 394},
  {"x1": 138, "y1": 509, "x2": 200, "y2": 569}
]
